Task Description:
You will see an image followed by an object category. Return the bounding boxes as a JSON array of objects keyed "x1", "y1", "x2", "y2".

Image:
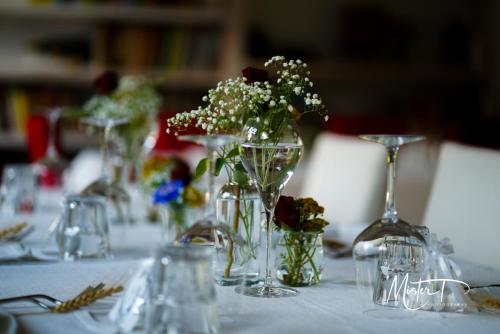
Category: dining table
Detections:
[{"x1": 1, "y1": 189, "x2": 500, "y2": 334}]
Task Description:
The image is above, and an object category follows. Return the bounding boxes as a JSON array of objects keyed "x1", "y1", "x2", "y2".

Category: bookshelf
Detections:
[
  {"x1": 0, "y1": 1, "x2": 226, "y2": 25},
  {"x1": 0, "y1": 0, "x2": 243, "y2": 154}
]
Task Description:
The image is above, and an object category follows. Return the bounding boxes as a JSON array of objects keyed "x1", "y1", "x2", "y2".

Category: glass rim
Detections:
[
  {"x1": 157, "y1": 244, "x2": 212, "y2": 261},
  {"x1": 64, "y1": 194, "x2": 107, "y2": 205}
]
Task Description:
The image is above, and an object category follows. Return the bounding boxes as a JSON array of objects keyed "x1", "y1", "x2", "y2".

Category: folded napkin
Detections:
[
  {"x1": 0, "y1": 242, "x2": 58, "y2": 262},
  {"x1": 0, "y1": 308, "x2": 17, "y2": 334}
]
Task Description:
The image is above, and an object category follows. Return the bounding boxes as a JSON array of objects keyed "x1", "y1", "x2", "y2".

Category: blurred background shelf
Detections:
[
  {"x1": 0, "y1": 131, "x2": 98, "y2": 151},
  {"x1": 0, "y1": 66, "x2": 222, "y2": 89},
  {"x1": 0, "y1": 1, "x2": 227, "y2": 25}
]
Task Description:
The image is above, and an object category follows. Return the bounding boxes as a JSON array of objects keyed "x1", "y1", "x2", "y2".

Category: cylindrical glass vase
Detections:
[
  {"x1": 275, "y1": 231, "x2": 324, "y2": 287},
  {"x1": 214, "y1": 175, "x2": 262, "y2": 286}
]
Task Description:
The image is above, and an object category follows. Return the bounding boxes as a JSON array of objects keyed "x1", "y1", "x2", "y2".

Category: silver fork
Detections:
[{"x1": 0, "y1": 294, "x2": 62, "y2": 311}]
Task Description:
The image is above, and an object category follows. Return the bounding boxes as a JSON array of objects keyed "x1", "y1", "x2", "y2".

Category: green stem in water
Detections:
[{"x1": 224, "y1": 184, "x2": 241, "y2": 278}]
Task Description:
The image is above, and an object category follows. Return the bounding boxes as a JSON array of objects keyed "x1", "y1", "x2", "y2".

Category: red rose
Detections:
[
  {"x1": 274, "y1": 195, "x2": 300, "y2": 230},
  {"x1": 242, "y1": 66, "x2": 269, "y2": 84},
  {"x1": 170, "y1": 159, "x2": 192, "y2": 186},
  {"x1": 94, "y1": 70, "x2": 118, "y2": 95}
]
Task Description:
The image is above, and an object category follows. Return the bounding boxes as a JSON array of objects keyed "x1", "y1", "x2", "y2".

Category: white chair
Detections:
[
  {"x1": 423, "y1": 142, "x2": 500, "y2": 269},
  {"x1": 300, "y1": 132, "x2": 386, "y2": 229}
]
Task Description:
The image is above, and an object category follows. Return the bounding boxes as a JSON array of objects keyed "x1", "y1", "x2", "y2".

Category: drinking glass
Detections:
[
  {"x1": 352, "y1": 135, "x2": 427, "y2": 307},
  {"x1": 56, "y1": 194, "x2": 111, "y2": 260},
  {"x1": 237, "y1": 117, "x2": 304, "y2": 298},
  {"x1": 34, "y1": 107, "x2": 67, "y2": 188},
  {"x1": 81, "y1": 117, "x2": 131, "y2": 225},
  {"x1": 145, "y1": 245, "x2": 220, "y2": 334},
  {"x1": 0, "y1": 164, "x2": 37, "y2": 217},
  {"x1": 372, "y1": 235, "x2": 427, "y2": 309}
]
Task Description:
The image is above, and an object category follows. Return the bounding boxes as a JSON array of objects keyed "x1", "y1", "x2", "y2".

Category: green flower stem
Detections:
[
  {"x1": 224, "y1": 185, "x2": 240, "y2": 278},
  {"x1": 282, "y1": 233, "x2": 320, "y2": 286}
]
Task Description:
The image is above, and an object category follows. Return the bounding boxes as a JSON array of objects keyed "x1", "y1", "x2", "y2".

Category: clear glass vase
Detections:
[
  {"x1": 158, "y1": 203, "x2": 194, "y2": 244},
  {"x1": 275, "y1": 231, "x2": 324, "y2": 287},
  {"x1": 214, "y1": 167, "x2": 262, "y2": 286}
]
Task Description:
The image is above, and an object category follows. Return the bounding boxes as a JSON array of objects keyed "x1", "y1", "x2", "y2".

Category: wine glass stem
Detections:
[
  {"x1": 47, "y1": 112, "x2": 58, "y2": 158},
  {"x1": 383, "y1": 146, "x2": 399, "y2": 220},
  {"x1": 205, "y1": 146, "x2": 217, "y2": 219},
  {"x1": 101, "y1": 125, "x2": 112, "y2": 179},
  {"x1": 264, "y1": 209, "x2": 274, "y2": 286}
]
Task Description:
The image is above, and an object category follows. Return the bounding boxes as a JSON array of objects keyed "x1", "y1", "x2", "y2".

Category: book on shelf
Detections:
[{"x1": 99, "y1": 24, "x2": 221, "y2": 73}]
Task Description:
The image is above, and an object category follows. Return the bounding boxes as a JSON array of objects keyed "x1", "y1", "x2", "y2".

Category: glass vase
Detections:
[
  {"x1": 275, "y1": 231, "x2": 324, "y2": 287},
  {"x1": 214, "y1": 167, "x2": 262, "y2": 286},
  {"x1": 158, "y1": 203, "x2": 190, "y2": 244}
]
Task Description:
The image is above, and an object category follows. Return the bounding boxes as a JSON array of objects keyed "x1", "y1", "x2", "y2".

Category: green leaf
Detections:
[
  {"x1": 233, "y1": 169, "x2": 249, "y2": 185},
  {"x1": 234, "y1": 161, "x2": 247, "y2": 173},
  {"x1": 214, "y1": 157, "x2": 225, "y2": 176},
  {"x1": 194, "y1": 158, "x2": 209, "y2": 179},
  {"x1": 225, "y1": 147, "x2": 240, "y2": 159}
]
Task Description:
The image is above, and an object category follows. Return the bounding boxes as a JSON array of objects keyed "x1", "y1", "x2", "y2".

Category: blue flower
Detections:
[{"x1": 153, "y1": 180, "x2": 184, "y2": 205}]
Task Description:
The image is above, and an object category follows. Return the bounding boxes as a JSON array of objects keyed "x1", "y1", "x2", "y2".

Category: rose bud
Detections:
[
  {"x1": 171, "y1": 159, "x2": 192, "y2": 186},
  {"x1": 275, "y1": 195, "x2": 300, "y2": 230},
  {"x1": 242, "y1": 66, "x2": 269, "y2": 84},
  {"x1": 94, "y1": 70, "x2": 118, "y2": 95}
]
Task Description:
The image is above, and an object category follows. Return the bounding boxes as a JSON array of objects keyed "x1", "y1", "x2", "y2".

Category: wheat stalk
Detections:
[
  {"x1": 52, "y1": 284, "x2": 123, "y2": 313},
  {"x1": 0, "y1": 222, "x2": 28, "y2": 239}
]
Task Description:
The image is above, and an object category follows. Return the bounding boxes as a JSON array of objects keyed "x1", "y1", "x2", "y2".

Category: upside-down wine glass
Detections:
[
  {"x1": 81, "y1": 116, "x2": 131, "y2": 224},
  {"x1": 176, "y1": 134, "x2": 240, "y2": 244},
  {"x1": 352, "y1": 135, "x2": 428, "y2": 309},
  {"x1": 237, "y1": 117, "x2": 303, "y2": 298}
]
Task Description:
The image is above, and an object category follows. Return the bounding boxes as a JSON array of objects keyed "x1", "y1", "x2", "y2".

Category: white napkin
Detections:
[{"x1": 0, "y1": 242, "x2": 58, "y2": 262}]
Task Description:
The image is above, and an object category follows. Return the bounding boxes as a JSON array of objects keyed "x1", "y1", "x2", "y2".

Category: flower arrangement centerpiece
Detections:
[
  {"x1": 274, "y1": 196, "x2": 329, "y2": 286},
  {"x1": 141, "y1": 155, "x2": 204, "y2": 241},
  {"x1": 166, "y1": 56, "x2": 329, "y2": 290},
  {"x1": 83, "y1": 71, "x2": 162, "y2": 182}
]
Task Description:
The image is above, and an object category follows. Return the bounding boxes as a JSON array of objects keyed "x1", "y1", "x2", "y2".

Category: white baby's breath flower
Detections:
[
  {"x1": 269, "y1": 100, "x2": 276, "y2": 107},
  {"x1": 293, "y1": 87, "x2": 302, "y2": 95},
  {"x1": 288, "y1": 105, "x2": 293, "y2": 112}
]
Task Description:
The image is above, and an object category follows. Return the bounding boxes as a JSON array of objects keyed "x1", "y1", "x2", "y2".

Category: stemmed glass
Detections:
[
  {"x1": 237, "y1": 117, "x2": 303, "y2": 298},
  {"x1": 176, "y1": 134, "x2": 240, "y2": 243},
  {"x1": 352, "y1": 135, "x2": 427, "y2": 307},
  {"x1": 81, "y1": 117, "x2": 131, "y2": 224},
  {"x1": 34, "y1": 107, "x2": 67, "y2": 187}
]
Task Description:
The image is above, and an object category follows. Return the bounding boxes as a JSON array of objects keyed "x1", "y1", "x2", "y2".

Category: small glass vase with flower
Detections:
[{"x1": 274, "y1": 196, "x2": 329, "y2": 287}]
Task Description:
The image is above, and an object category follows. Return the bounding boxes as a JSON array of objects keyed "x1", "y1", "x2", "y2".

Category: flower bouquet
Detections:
[
  {"x1": 274, "y1": 196, "x2": 329, "y2": 286},
  {"x1": 166, "y1": 56, "x2": 329, "y2": 288},
  {"x1": 83, "y1": 71, "x2": 162, "y2": 182},
  {"x1": 141, "y1": 155, "x2": 204, "y2": 242}
]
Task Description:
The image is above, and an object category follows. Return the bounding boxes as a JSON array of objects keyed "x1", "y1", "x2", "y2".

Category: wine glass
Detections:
[
  {"x1": 176, "y1": 134, "x2": 240, "y2": 244},
  {"x1": 80, "y1": 116, "x2": 131, "y2": 225},
  {"x1": 352, "y1": 135, "x2": 428, "y2": 310},
  {"x1": 237, "y1": 117, "x2": 303, "y2": 298},
  {"x1": 34, "y1": 107, "x2": 67, "y2": 188}
]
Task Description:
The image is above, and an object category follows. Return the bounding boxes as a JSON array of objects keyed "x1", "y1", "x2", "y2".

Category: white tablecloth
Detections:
[{"x1": 1, "y1": 191, "x2": 500, "y2": 334}]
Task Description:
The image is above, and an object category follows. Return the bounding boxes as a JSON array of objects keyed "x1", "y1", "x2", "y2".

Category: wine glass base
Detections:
[{"x1": 235, "y1": 284, "x2": 298, "y2": 298}]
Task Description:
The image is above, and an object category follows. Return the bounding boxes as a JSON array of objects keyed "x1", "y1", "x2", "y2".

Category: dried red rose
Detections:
[
  {"x1": 241, "y1": 66, "x2": 269, "y2": 84},
  {"x1": 94, "y1": 70, "x2": 118, "y2": 95},
  {"x1": 274, "y1": 195, "x2": 300, "y2": 230},
  {"x1": 170, "y1": 159, "x2": 192, "y2": 186}
]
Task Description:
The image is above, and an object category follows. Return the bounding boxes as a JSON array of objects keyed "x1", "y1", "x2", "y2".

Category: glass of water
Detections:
[
  {"x1": 0, "y1": 164, "x2": 37, "y2": 217},
  {"x1": 56, "y1": 194, "x2": 111, "y2": 260},
  {"x1": 145, "y1": 245, "x2": 220, "y2": 334}
]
